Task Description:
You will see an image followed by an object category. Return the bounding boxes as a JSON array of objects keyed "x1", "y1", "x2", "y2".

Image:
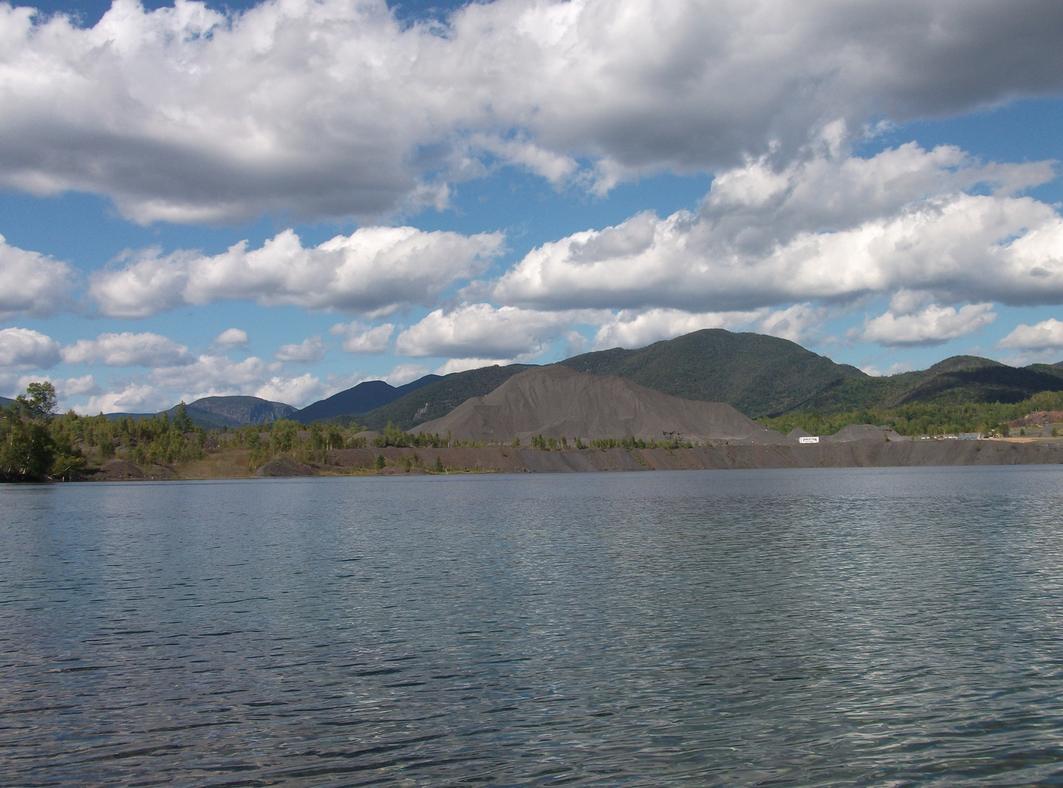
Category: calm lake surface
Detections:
[{"x1": 2, "y1": 466, "x2": 1062, "y2": 785}]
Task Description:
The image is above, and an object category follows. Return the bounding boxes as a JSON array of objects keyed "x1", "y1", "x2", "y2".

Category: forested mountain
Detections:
[
  {"x1": 106, "y1": 396, "x2": 296, "y2": 428},
  {"x1": 799, "y1": 355, "x2": 1063, "y2": 414},
  {"x1": 0, "y1": 396, "x2": 13, "y2": 408},
  {"x1": 295, "y1": 375, "x2": 440, "y2": 423},
  {"x1": 563, "y1": 332, "x2": 1063, "y2": 417},
  {"x1": 562, "y1": 329, "x2": 866, "y2": 418},
  {"x1": 173, "y1": 396, "x2": 297, "y2": 428},
  {"x1": 894, "y1": 357, "x2": 1063, "y2": 405}
]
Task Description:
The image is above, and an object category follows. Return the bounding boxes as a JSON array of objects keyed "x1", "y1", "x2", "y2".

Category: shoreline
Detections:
[{"x1": 79, "y1": 438, "x2": 1063, "y2": 482}]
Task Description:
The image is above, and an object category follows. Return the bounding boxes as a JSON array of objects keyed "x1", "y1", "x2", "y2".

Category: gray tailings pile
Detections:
[{"x1": 415, "y1": 365, "x2": 787, "y2": 444}]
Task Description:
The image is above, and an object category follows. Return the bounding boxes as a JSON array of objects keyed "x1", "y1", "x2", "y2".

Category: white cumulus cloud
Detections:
[
  {"x1": 0, "y1": 327, "x2": 61, "y2": 368},
  {"x1": 214, "y1": 327, "x2": 248, "y2": 347},
  {"x1": 435, "y1": 357, "x2": 515, "y2": 375},
  {"x1": 593, "y1": 308, "x2": 760, "y2": 349},
  {"x1": 80, "y1": 383, "x2": 164, "y2": 415},
  {"x1": 330, "y1": 321, "x2": 394, "y2": 354},
  {"x1": 757, "y1": 304, "x2": 828, "y2": 344},
  {"x1": 274, "y1": 336, "x2": 324, "y2": 363},
  {"x1": 592, "y1": 304, "x2": 827, "y2": 349},
  {"x1": 150, "y1": 353, "x2": 276, "y2": 402},
  {"x1": 61, "y1": 332, "x2": 192, "y2": 366},
  {"x1": 999, "y1": 318, "x2": 1063, "y2": 350},
  {"x1": 396, "y1": 304, "x2": 576, "y2": 358},
  {"x1": 57, "y1": 374, "x2": 98, "y2": 397},
  {"x1": 90, "y1": 227, "x2": 503, "y2": 317},
  {"x1": 860, "y1": 303, "x2": 997, "y2": 346},
  {"x1": 15, "y1": 374, "x2": 98, "y2": 404},
  {"x1": 4, "y1": 0, "x2": 1063, "y2": 222},
  {"x1": 468, "y1": 133, "x2": 580, "y2": 186},
  {"x1": 73, "y1": 353, "x2": 330, "y2": 413},
  {"x1": 0, "y1": 234, "x2": 75, "y2": 318},
  {"x1": 255, "y1": 374, "x2": 324, "y2": 407},
  {"x1": 493, "y1": 144, "x2": 1063, "y2": 312},
  {"x1": 385, "y1": 363, "x2": 430, "y2": 386}
]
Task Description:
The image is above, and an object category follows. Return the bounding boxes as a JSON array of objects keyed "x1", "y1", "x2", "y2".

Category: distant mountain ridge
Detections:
[
  {"x1": 105, "y1": 395, "x2": 296, "y2": 428},
  {"x1": 800, "y1": 354, "x2": 1063, "y2": 413},
  {"x1": 55, "y1": 329, "x2": 1063, "y2": 427},
  {"x1": 294, "y1": 376, "x2": 440, "y2": 423},
  {"x1": 360, "y1": 332, "x2": 1063, "y2": 428},
  {"x1": 177, "y1": 396, "x2": 297, "y2": 428}
]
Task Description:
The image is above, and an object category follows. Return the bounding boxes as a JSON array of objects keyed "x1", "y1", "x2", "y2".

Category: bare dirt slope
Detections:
[
  {"x1": 415, "y1": 365, "x2": 786, "y2": 444},
  {"x1": 826, "y1": 424, "x2": 907, "y2": 442}
]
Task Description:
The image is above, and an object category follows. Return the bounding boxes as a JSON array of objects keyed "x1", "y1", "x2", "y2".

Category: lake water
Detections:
[{"x1": 2, "y1": 466, "x2": 1062, "y2": 785}]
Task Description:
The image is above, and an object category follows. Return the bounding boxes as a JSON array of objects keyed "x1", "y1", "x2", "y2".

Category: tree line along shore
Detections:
[{"x1": 3, "y1": 381, "x2": 1063, "y2": 483}]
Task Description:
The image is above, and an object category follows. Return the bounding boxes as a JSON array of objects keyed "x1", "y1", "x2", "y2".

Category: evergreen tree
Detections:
[{"x1": 172, "y1": 402, "x2": 194, "y2": 432}]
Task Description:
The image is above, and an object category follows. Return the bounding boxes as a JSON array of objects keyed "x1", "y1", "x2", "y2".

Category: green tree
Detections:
[
  {"x1": 326, "y1": 425, "x2": 345, "y2": 451},
  {"x1": 50, "y1": 449, "x2": 86, "y2": 481},
  {"x1": 18, "y1": 381, "x2": 57, "y2": 420},
  {"x1": 270, "y1": 419, "x2": 299, "y2": 453},
  {"x1": 0, "y1": 382, "x2": 64, "y2": 481},
  {"x1": 0, "y1": 418, "x2": 54, "y2": 481},
  {"x1": 172, "y1": 402, "x2": 194, "y2": 432}
]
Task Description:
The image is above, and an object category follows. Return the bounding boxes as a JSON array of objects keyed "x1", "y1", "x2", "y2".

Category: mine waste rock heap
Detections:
[{"x1": 415, "y1": 365, "x2": 789, "y2": 445}]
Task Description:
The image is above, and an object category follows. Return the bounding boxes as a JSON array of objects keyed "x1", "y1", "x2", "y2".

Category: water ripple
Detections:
[{"x1": 2, "y1": 466, "x2": 1063, "y2": 784}]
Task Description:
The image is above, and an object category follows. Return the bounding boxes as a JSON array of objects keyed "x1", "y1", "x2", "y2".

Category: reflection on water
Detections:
[{"x1": 2, "y1": 467, "x2": 1062, "y2": 784}]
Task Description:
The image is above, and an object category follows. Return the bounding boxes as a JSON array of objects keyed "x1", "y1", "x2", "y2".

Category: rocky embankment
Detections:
[
  {"x1": 84, "y1": 438, "x2": 1063, "y2": 480},
  {"x1": 324, "y1": 439, "x2": 1063, "y2": 474}
]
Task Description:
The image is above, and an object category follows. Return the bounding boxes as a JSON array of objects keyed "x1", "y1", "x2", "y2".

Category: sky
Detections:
[{"x1": 1, "y1": 0, "x2": 1063, "y2": 413}]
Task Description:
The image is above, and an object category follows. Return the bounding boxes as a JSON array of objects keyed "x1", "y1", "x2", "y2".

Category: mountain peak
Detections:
[
  {"x1": 173, "y1": 396, "x2": 297, "y2": 428},
  {"x1": 563, "y1": 328, "x2": 864, "y2": 418},
  {"x1": 295, "y1": 374, "x2": 441, "y2": 423},
  {"x1": 926, "y1": 355, "x2": 1004, "y2": 374}
]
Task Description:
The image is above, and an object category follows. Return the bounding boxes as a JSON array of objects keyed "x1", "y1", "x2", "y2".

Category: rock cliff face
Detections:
[{"x1": 415, "y1": 365, "x2": 787, "y2": 444}]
